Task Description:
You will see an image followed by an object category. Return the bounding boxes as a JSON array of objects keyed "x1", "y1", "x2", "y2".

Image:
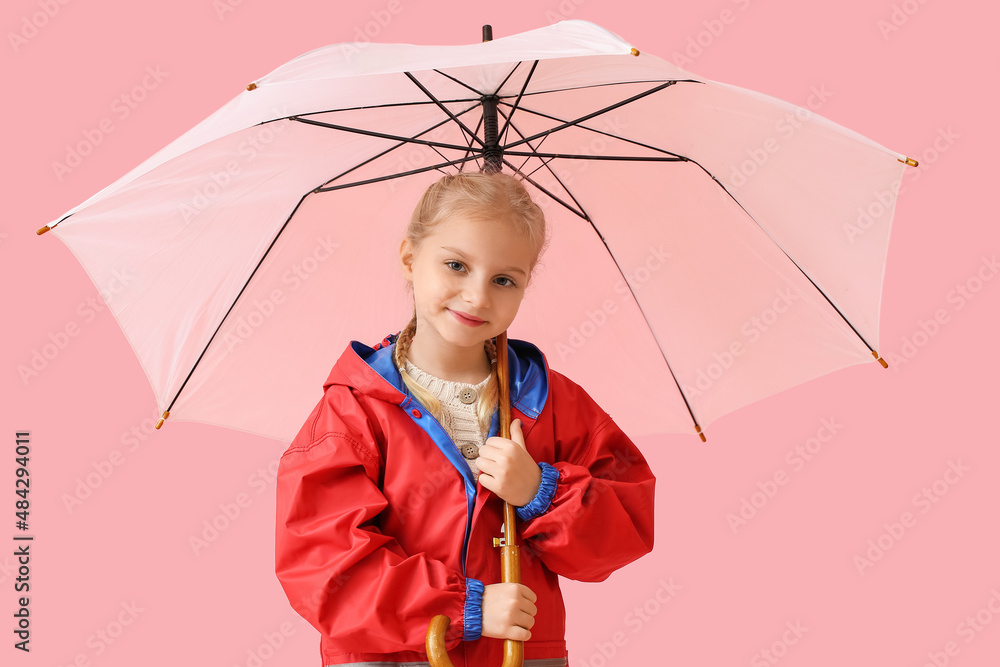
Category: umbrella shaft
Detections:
[{"x1": 482, "y1": 95, "x2": 502, "y2": 174}]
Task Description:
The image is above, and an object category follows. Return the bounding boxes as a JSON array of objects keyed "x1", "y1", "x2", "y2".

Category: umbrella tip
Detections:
[
  {"x1": 695, "y1": 424, "x2": 707, "y2": 442},
  {"x1": 898, "y1": 156, "x2": 918, "y2": 167},
  {"x1": 246, "y1": 82, "x2": 258, "y2": 91},
  {"x1": 155, "y1": 410, "x2": 170, "y2": 429},
  {"x1": 36, "y1": 225, "x2": 50, "y2": 235},
  {"x1": 631, "y1": 47, "x2": 640, "y2": 57},
  {"x1": 482, "y1": 25, "x2": 493, "y2": 42},
  {"x1": 872, "y1": 351, "x2": 889, "y2": 368}
]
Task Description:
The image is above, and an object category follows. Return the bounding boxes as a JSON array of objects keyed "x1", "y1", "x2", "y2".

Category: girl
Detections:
[{"x1": 275, "y1": 172, "x2": 655, "y2": 666}]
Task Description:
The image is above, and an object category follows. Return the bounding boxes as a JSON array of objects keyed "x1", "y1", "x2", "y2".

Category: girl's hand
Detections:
[
  {"x1": 477, "y1": 420, "x2": 541, "y2": 507},
  {"x1": 481, "y1": 582, "x2": 537, "y2": 641}
]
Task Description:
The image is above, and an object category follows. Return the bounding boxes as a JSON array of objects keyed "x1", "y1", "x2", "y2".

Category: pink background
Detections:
[{"x1": 3, "y1": 0, "x2": 998, "y2": 665}]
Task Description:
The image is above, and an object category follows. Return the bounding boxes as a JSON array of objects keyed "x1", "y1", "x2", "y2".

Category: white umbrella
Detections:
[{"x1": 37, "y1": 19, "x2": 914, "y2": 443}]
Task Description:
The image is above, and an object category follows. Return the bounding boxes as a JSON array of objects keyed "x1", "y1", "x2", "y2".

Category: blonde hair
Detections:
[{"x1": 394, "y1": 172, "x2": 547, "y2": 431}]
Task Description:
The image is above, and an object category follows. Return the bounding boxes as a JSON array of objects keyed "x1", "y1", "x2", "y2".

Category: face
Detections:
[{"x1": 400, "y1": 213, "x2": 536, "y2": 356}]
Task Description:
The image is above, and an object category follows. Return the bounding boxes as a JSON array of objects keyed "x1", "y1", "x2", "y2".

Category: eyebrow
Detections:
[{"x1": 441, "y1": 246, "x2": 528, "y2": 277}]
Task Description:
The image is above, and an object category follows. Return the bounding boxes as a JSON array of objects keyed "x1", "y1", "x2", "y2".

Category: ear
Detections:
[{"x1": 399, "y1": 238, "x2": 415, "y2": 281}]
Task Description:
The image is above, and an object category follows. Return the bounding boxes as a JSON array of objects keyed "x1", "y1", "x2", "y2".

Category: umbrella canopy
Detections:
[{"x1": 41, "y1": 20, "x2": 911, "y2": 442}]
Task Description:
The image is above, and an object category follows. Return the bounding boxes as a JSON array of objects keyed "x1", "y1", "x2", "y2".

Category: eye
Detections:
[
  {"x1": 446, "y1": 260, "x2": 467, "y2": 273},
  {"x1": 494, "y1": 276, "x2": 517, "y2": 288}
]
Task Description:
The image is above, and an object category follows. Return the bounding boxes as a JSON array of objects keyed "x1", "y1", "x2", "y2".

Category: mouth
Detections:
[{"x1": 449, "y1": 309, "x2": 486, "y2": 326}]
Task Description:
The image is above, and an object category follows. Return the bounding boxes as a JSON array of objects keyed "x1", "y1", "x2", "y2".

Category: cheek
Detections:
[
  {"x1": 414, "y1": 273, "x2": 454, "y2": 302},
  {"x1": 500, "y1": 290, "x2": 527, "y2": 313},
  {"x1": 436, "y1": 271, "x2": 463, "y2": 292}
]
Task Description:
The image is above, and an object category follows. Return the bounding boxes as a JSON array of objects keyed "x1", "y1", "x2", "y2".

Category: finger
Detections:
[
  {"x1": 519, "y1": 584, "x2": 538, "y2": 603},
  {"x1": 480, "y1": 438, "x2": 509, "y2": 459},
  {"x1": 514, "y1": 609, "x2": 536, "y2": 630},
  {"x1": 476, "y1": 456, "x2": 498, "y2": 478},
  {"x1": 478, "y1": 469, "x2": 508, "y2": 497},
  {"x1": 476, "y1": 444, "x2": 497, "y2": 463},
  {"x1": 510, "y1": 419, "x2": 526, "y2": 449},
  {"x1": 481, "y1": 440, "x2": 518, "y2": 466},
  {"x1": 476, "y1": 469, "x2": 496, "y2": 493}
]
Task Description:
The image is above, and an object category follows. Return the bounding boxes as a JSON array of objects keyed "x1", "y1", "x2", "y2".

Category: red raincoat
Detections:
[{"x1": 275, "y1": 335, "x2": 655, "y2": 666}]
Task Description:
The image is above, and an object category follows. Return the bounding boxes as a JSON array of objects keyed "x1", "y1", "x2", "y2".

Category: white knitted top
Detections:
[{"x1": 403, "y1": 359, "x2": 491, "y2": 476}]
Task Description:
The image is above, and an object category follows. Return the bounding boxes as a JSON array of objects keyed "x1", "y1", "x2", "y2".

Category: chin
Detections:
[
  {"x1": 446, "y1": 328, "x2": 499, "y2": 349},
  {"x1": 449, "y1": 333, "x2": 493, "y2": 348}
]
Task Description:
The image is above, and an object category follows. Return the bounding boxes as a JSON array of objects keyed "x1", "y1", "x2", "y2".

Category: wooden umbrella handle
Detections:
[
  {"x1": 426, "y1": 615, "x2": 456, "y2": 667},
  {"x1": 426, "y1": 504, "x2": 523, "y2": 667},
  {"x1": 426, "y1": 332, "x2": 523, "y2": 667}
]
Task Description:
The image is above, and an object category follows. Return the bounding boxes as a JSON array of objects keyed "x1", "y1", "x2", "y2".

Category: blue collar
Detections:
[{"x1": 350, "y1": 335, "x2": 549, "y2": 419}]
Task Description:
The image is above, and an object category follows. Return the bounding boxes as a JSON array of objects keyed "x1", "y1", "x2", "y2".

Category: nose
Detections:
[{"x1": 462, "y1": 277, "x2": 491, "y2": 309}]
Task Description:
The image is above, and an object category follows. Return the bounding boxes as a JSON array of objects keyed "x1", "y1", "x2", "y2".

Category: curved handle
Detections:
[
  {"x1": 426, "y1": 332, "x2": 524, "y2": 667},
  {"x1": 425, "y1": 533, "x2": 524, "y2": 666},
  {"x1": 426, "y1": 613, "x2": 523, "y2": 666},
  {"x1": 426, "y1": 615, "x2": 456, "y2": 667}
]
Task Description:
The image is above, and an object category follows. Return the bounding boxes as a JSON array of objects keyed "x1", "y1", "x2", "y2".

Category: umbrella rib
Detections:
[
  {"x1": 426, "y1": 144, "x2": 456, "y2": 174},
  {"x1": 495, "y1": 77, "x2": 702, "y2": 101},
  {"x1": 513, "y1": 124, "x2": 552, "y2": 175},
  {"x1": 505, "y1": 160, "x2": 587, "y2": 221},
  {"x1": 502, "y1": 81, "x2": 679, "y2": 151},
  {"x1": 503, "y1": 151, "x2": 685, "y2": 162},
  {"x1": 317, "y1": 107, "x2": 482, "y2": 189},
  {"x1": 166, "y1": 150, "x2": 483, "y2": 413},
  {"x1": 701, "y1": 168, "x2": 883, "y2": 356},
  {"x1": 598, "y1": 257, "x2": 708, "y2": 441},
  {"x1": 496, "y1": 108, "x2": 708, "y2": 439},
  {"x1": 498, "y1": 102, "x2": 690, "y2": 160},
  {"x1": 166, "y1": 152, "x2": 486, "y2": 415},
  {"x1": 509, "y1": 163, "x2": 708, "y2": 440},
  {"x1": 404, "y1": 71, "x2": 486, "y2": 148},
  {"x1": 316, "y1": 153, "x2": 486, "y2": 192},
  {"x1": 412, "y1": 119, "x2": 459, "y2": 172},
  {"x1": 509, "y1": 110, "x2": 552, "y2": 175},
  {"x1": 288, "y1": 96, "x2": 484, "y2": 116},
  {"x1": 496, "y1": 107, "x2": 592, "y2": 219},
  {"x1": 497, "y1": 77, "x2": 880, "y2": 364},
  {"x1": 461, "y1": 114, "x2": 486, "y2": 173},
  {"x1": 432, "y1": 68, "x2": 485, "y2": 96},
  {"x1": 515, "y1": 144, "x2": 540, "y2": 176},
  {"x1": 290, "y1": 115, "x2": 475, "y2": 153},
  {"x1": 522, "y1": 156, "x2": 556, "y2": 181},
  {"x1": 497, "y1": 60, "x2": 539, "y2": 147},
  {"x1": 493, "y1": 60, "x2": 525, "y2": 98},
  {"x1": 163, "y1": 190, "x2": 314, "y2": 415}
]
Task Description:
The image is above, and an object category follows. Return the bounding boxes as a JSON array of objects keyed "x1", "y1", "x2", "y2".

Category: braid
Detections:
[
  {"x1": 482, "y1": 337, "x2": 497, "y2": 364},
  {"x1": 394, "y1": 313, "x2": 443, "y2": 419},
  {"x1": 393, "y1": 313, "x2": 417, "y2": 371},
  {"x1": 478, "y1": 338, "x2": 500, "y2": 433}
]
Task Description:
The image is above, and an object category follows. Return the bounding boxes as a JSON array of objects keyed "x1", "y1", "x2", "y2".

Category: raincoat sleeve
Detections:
[
  {"x1": 516, "y1": 373, "x2": 656, "y2": 582},
  {"x1": 275, "y1": 388, "x2": 480, "y2": 652}
]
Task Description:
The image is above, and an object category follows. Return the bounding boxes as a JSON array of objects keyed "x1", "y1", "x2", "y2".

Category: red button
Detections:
[{"x1": 411, "y1": 409, "x2": 421, "y2": 418}]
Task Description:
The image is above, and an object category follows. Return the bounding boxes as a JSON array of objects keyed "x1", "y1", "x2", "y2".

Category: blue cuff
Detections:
[
  {"x1": 516, "y1": 462, "x2": 559, "y2": 522},
  {"x1": 463, "y1": 578, "x2": 485, "y2": 641}
]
